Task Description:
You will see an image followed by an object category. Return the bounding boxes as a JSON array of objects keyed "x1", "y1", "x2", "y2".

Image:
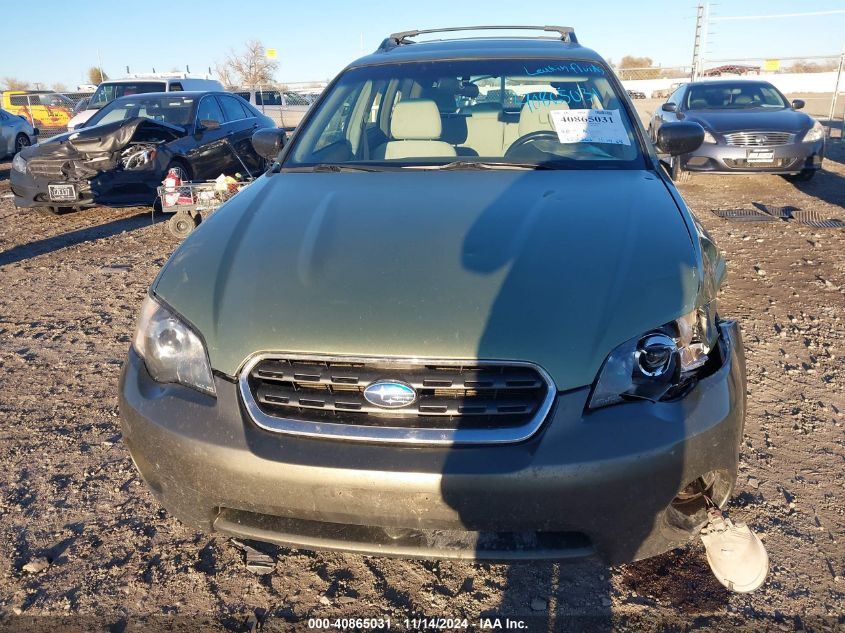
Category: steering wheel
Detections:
[{"x1": 504, "y1": 130, "x2": 560, "y2": 158}]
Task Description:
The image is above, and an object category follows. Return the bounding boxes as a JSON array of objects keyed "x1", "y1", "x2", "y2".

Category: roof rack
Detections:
[{"x1": 378, "y1": 25, "x2": 578, "y2": 51}]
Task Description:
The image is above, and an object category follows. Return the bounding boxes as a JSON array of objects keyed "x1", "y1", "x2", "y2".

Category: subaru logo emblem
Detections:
[{"x1": 363, "y1": 380, "x2": 417, "y2": 409}]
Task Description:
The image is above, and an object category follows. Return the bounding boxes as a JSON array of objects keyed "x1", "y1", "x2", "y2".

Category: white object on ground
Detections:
[{"x1": 700, "y1": 509, "x2": 769, "y2": 593}]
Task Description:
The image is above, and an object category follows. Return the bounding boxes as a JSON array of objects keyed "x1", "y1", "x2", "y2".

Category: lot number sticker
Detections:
[{"x1": 549, "y1": 109, "x2": 631, "y2": 145}]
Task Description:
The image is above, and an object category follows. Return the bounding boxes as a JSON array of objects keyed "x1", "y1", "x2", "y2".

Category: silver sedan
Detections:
[{"x1": 0, "y1": 107, "x2": 37, "y2": 158}]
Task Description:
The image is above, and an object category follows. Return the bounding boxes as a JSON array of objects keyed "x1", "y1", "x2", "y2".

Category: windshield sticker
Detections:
[
  {"x1": 524, "y1": 62, "x2": 606, "y2": 76},
  {"x1": 549, "y1": 109, "x2": 631, "y2": 145},
  {"x1": 524, "y1": 88, "x2": 602, "y2": 111}
]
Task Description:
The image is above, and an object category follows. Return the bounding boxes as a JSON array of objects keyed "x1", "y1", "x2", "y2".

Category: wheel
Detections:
[
  {"x1": 14, "y1": 133, "x2": 31, "y2": 154},
  {"x1": 164, "y1": 160, "x2": 191, "y2": 182},
  {"x1": 670, "y1": 156, "x2": 691, "y2": 183},
  {"x1": 783, "y1": 169, "x2": 815, "y2": 183},
  {"x1": 168, "y1": 212, "x2": 198, "y2": 238}
]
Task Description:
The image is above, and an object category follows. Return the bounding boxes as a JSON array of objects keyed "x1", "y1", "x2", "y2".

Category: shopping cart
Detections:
[
  {"x1": 155, "y1": 138, "x2": 258, "y2": 238},
  {"x1": 156, "y1": 178, "x2": 250, "y2": 237}
]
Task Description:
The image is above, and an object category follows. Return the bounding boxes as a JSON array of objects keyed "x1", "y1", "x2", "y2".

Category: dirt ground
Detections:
[{"x1": 0, "y1": 139, "x2": 843, "y2": 632}]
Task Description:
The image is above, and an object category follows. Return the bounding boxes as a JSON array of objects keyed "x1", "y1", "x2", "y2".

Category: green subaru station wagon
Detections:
[{"x1": 120, "y1": 26, "x2": 746, "y2": 564}]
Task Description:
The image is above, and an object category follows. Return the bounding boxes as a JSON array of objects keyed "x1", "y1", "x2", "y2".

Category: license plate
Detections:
[
  {"x1": 48, "y1": 184, "x2": 76, "y2": 201},
  {"x1": 746, "y1": 149, "x2": 775, "y2": 163}
]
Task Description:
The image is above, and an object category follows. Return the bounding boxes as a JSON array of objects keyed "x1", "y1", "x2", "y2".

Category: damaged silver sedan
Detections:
[{"x1": 10, "y1": 92, "x2": 274, "y2": 213}]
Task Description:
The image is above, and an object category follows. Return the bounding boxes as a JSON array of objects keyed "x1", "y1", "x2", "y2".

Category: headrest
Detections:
[{"x1": 390, "y1": 99, "x2": 442, "y2": 140}]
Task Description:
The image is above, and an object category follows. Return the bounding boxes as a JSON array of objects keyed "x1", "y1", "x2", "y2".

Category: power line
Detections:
[{"x1": 710, "y1": 9, "x2": 845, "y2": 22}]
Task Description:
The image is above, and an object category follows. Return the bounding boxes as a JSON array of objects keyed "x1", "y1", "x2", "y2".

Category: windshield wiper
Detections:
[
  {"x1": 408, "y1": 161, "x2": 557, "y2": 171},
  {"x1": 310, "y1": 163, "x2": 380, "y2": 173}
]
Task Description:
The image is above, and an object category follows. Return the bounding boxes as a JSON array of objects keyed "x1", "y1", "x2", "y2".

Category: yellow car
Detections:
[{"x1": 1, "y1": 91, "x2": 73, "y2": 129}]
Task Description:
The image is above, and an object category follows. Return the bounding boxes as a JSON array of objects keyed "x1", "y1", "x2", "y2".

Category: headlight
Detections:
[
  {"x1": 132, "y1": 295, "x2": 216, "y2": 396},
  {"x1": 702, "y1": 130, "x2": 718, "y2": 144},
  {"x1": 588, "y1": 304, "x2": 718, "y2": 409},
  {"x1": 802, "y1": 120, "x2": 824, "y2": 143},
  {"x1": 12, "y1": 154, "x2": 27, "y2": 173}
]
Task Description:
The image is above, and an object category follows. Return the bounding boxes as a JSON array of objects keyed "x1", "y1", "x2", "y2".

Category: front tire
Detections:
[
  {"x1": 14, "y1": 134, "x2": 31, "y2": 154},
  {"x1": 670, "y1": 156, "x2": 691, "y2": 183}
]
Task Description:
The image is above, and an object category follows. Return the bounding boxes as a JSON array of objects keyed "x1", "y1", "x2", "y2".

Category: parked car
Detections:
[
  {"x1": 230, "y1": 88, "x2": 310, "y2": 129},
  {"x1": 648, "y1": 79, "x2": 825, "y2": 182},
  {"x1": 0, "y1": 108, "x2": 38, "y2": 158},
  {"x1": 67, "y1": 74, "x2": 224, "y2": 130},
  {"x1": 627, "y1": 89, "x2": 646, "y2": 99},
  {"x1": 119, "y1": 26, "x2": 752, "y2": 579},
  {"x1": 1, "y1": 90, "x2": 73, "y2": 129},
  {"x1": 11, "y1": 92, "x2": 273, "y2": 212}
]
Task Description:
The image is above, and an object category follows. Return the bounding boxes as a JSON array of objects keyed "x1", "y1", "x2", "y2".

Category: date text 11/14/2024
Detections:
[{"x1": 307, "y1": 617, "x2": 529, "y2": 630}]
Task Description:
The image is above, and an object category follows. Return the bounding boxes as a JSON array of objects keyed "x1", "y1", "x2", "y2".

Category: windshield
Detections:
[
  {"x1": 88, "y1": 82, "x2": 167, "y2": 109},
  {"x1": 285, "y1": 59, "x2": 644, "y2": 170},
  {"x1": 84, "y1": 95, "x2": 194, "y2": 128},
  {"x1": 686, "y1": 82, "x2": 787, "y2": 110}
]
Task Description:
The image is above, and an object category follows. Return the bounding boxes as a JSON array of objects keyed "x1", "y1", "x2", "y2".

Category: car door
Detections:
[
  {"x1": 184, "y1": 95, "x2": 229, "y2": 179},
  {"x1": 217, "y1": 94, "x2": 263, "y2": 175},
  {"x1": 0, "y1": 110, "x2": 12, "y2": 156}
]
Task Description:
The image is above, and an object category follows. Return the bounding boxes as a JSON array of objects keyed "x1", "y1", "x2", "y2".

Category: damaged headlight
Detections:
[
  {"x1": 12, "y1": 154, "x2": 27, "y2": 174},
  {"x1": 588, "y1": 304, "x2": 718, "y2": 409},
  {"x1": 121, "y1": 144, "x2": 158, "y2": 170},
  {"x1": 132, "y1": 295, "x2": 216, "y2": 396}
]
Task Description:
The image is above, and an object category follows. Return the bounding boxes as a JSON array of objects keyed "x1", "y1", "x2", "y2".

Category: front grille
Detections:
[
  {"x1": 27, "y1": 158, "x2": 68, "y2": 179},
  {"x1": 723, "y1": 131, "x2": 795, "y2": 147},
  {"x1": 724, "y1": 158, "x2": 796, "y2": 169},
  {"x1": 239, "y1": 354, "x2": 556, "y2": 445}
]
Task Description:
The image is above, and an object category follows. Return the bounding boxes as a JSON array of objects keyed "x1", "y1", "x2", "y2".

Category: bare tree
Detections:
[
  {"x1": 619, "y1": 55, "x2": 654, "y2": 69},
  {"x1": 786, "y1": 59, "x2": 838, "y2": 73},
  {"x1": 2, "y1": 77, "x2": 31, "y2": 90},
  {"x1": 52, "y1": 82, "x2": 68, "y2": 92},
  {"x1": 87, "y1": 66, "x2": 109, "y2": 85},
  {"x1": 216, "y1": 39, "x2": 279, "y2": 87}
]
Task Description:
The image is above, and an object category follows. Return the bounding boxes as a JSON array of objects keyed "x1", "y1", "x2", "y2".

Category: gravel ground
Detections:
[{"x1": 0, "y1": 144, "x2": 843, "y2": 632}]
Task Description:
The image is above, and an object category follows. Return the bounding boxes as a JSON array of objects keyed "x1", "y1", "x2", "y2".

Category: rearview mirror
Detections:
[
  {"x1": 656, "y1": 121, "x2": 704, "y2": 156},
  {"x1": 791, "y1": 99, "x2": 805, "y2": 110},
  {"x1": 252, "y1": 128, "x2": 287, "y2": 160},
  {"x1": 198, "y1": 119, "x2": 221, "y2": 131},
  {"x1": 661, "y1": 102, "x2": 677, "y2": 112}
]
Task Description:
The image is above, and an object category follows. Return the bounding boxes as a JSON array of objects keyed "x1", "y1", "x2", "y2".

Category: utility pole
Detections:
[
  {"x1": 828, "y1": 46, "x2": 844, "y2": 140},
  {"x1": 690, "y1": 3, "x2": 709, "y2": 81}
]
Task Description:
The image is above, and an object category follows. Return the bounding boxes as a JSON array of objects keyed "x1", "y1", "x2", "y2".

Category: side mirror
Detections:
[
  {"x1": 656, "y1": 121, "x2": 704, "y2": 156},
  {"x1": 197, "y1": 119, "x2": 221, "y2": 132},
  {"x1": 661, "y1": 102, "x2": 677, "y2": 112},
  {"x1": 791, "y1": 99, "x2": 805, "y2": 110},
  {"x1": 252, "y1": 128, "x2": 287, "y2": 160}
]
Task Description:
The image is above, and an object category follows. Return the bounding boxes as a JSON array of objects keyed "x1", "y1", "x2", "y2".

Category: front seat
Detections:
[
  {"x1": 516, "y1": 100, "x2": 570, "y2": 137},
  {"x1": 383, "y1": 99, "x2": 457, "y2": 160}
]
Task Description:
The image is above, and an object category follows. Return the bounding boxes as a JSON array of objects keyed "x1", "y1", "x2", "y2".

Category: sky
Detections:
[{"x1": 1, "y1": 0, "x2": 843, "y2": 89}]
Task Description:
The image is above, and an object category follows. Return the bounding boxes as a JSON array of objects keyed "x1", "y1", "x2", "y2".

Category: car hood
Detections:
[
  {"x1": 154, "y1": 170, "x2": 701, "y2": 390},
  {"x1": 24, "y1": 117, "x2": 184, "y2": 157},
  {"x1": 684, "y1": 108, "x2": 813, "y2": 134}
]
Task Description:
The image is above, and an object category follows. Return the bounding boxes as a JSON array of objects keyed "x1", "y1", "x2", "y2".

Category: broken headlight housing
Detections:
[
  {"x1": 588, "y1": 304, "x2": 718, "y2": 409},
  {"x1": 132, "y1": 295, "x2": 216, "y2": 396}
]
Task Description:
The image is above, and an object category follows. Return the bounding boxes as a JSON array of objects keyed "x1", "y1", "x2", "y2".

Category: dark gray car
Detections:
[{"x1": 649, "y1": 80, "x2": 825, "y2": 182}]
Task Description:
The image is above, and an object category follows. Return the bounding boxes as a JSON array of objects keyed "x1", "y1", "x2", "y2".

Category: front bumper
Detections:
[
  {"x1": 681, "y1": 139, "x2": 824, "y2": 174},
  {"x1": 10, "y1": 165, "x2": 159, "y2": 209},
  {"x1": 118, "y1": 321, "x2": 746, "y2": 564}
]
